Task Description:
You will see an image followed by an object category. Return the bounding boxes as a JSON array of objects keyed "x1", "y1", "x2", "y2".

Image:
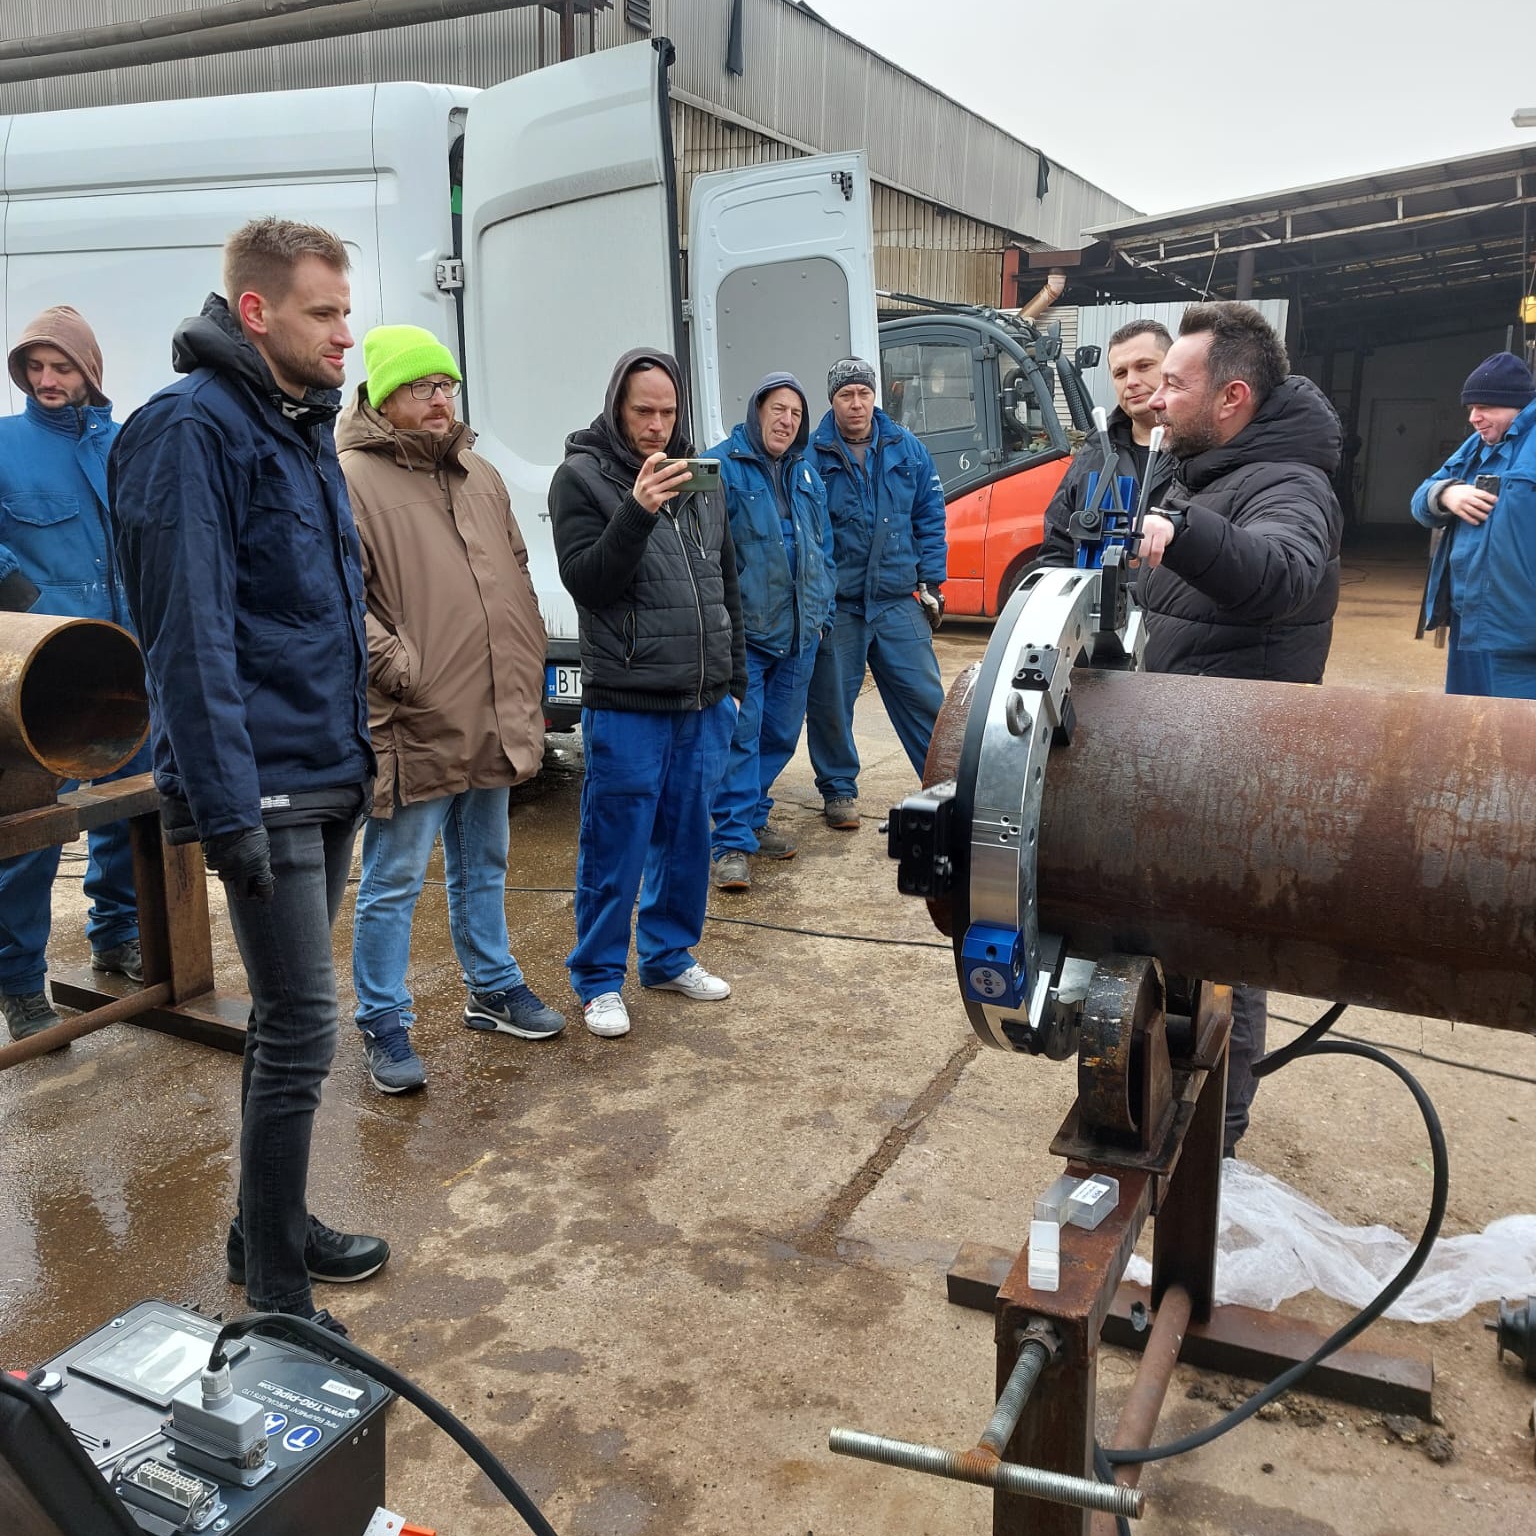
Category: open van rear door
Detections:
[
  {"x1": 459, "y1": 39, "x2": 681, "y2": 644},
  {"x1": 689, "y1": 152, "x2": 879, "y2": 449}
]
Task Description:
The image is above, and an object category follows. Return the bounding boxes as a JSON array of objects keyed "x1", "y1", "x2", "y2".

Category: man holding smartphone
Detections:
[
  {"x1": 550, "y1": 349, "x2": 747, "y2": 1039},
  {"x1": 1412, "y1": 352, "x2": 1536, "y2": 697}
]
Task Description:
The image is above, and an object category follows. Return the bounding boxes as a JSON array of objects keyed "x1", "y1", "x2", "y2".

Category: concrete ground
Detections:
[{"x1": 5, "y1": 533, "x2": 1536, "y2": 1534}]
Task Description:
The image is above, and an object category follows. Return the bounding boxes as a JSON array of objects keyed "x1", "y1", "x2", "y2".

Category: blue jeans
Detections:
[
  {"x1": 806, "y1": 599, "x2": 945, "y2": 801},
  {"x1": 352, "y1": 787, "x2": 524, "y2": 1029},
  {"x1": 0, "y1": 740, "x2": 152, "y2": 995},
  {"x1": 568, "y1": 700, "x2": 734, "y2": 1002},
  {"x1": 230, "y1": 818, "x2": 358, "y2": 1312},
  {"x1": 711, "y1": 643, "x2": 818, "y2": 854}
]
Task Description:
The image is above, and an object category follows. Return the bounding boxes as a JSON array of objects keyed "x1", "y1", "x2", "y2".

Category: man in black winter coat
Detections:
[
  {"x1": 1139, "y1": 301, "x2": 1344, "y2": 1156},
  {"x1": 549, "y1": 349, "x2": 747, "y2": 1041},
  {"x1": 1040, "y1": 319, "x2": 1174, "y2": 567}
]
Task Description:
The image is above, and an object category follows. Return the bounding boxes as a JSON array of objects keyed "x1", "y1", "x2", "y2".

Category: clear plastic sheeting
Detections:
[{"x1": 1123, "y1": 1159, "x2": 1536, "y2": 1324}]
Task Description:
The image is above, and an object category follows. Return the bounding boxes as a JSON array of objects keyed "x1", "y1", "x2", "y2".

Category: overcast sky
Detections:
[{"x1": 809, "y1": 0, "x2": 1536, "y2": 215}]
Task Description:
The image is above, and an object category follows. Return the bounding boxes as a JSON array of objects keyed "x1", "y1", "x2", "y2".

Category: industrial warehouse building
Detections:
[{"x1": 0, "y1": 0, "x2": 1133, "y2": 310}]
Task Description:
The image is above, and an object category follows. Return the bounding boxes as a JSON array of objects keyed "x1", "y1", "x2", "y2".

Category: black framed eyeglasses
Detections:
[{"x1": 408, "y1": 378, "x2": 461, "y2": 400}]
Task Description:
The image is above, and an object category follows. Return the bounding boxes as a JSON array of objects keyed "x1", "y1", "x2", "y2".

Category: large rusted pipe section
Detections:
[
  {"x1": 0, "y1": 612, "x2": 148, "y2": 780},
  {"x1": 926, "y1": 665, "x2": 1536, "y2": 1030}
]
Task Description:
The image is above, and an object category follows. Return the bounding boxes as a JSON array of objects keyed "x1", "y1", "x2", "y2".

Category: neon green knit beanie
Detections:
[{"x1": 362, "y1": 325, "x2": 462, "y2": 408}]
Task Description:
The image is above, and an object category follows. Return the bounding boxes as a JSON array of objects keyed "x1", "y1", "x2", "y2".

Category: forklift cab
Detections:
[{"x1": 879, "y1": 311, "x2": 1069, "y2": 499}]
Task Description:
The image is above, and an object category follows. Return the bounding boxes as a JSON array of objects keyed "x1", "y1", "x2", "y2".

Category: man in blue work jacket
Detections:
[
  {"x1": 806, "y1": 357, "x2": 948, "y2": 831},
  {"x1": 0, "y1": 306, "x2": 150, "y2": 1046}
]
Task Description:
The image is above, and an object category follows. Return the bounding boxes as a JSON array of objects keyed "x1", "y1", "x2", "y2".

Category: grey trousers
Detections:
[{"x1": 1224, "y1": 984, "x2": 1268, "y2": 1156}]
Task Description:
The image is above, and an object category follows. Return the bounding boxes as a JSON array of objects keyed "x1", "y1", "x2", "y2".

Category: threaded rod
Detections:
[
  {"x1": 828, "y1": 1428, "x2": 1144, "y2": 1517},
  {"x1": 980, "y1": 1339, "x2": 1050, "y2": 1454}
]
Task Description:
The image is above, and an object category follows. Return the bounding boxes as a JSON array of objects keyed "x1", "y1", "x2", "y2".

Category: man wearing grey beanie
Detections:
[
  {"x1": 805, "y1": 356, "x2": 947, "y2": 830},
  {"x1": 1411, "y1": 351, "x2": 1536, "y2": 697}
]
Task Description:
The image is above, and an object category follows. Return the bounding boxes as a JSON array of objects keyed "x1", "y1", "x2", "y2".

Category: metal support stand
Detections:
[{"x1": 0, "y1": 773, "x2": 248, "y2": 1070}]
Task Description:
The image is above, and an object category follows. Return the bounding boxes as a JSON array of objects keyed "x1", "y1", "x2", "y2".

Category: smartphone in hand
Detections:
[
  {"x1": 1474, "y1": 474, "x2": 1502, "y2": 497},
  {"x1": 666, "y1": 458, "x2": 721, "y2": 495}
]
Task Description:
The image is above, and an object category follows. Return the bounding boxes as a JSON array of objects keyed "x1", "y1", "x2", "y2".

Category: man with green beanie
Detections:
[{"x1": 339, "y1": 323, "x2": 561, "y2": 1093}]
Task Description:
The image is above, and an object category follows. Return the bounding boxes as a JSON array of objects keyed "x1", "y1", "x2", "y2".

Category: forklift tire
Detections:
[{"x1": 998, "y1": 553, "x2": 1049, "y2": 613}]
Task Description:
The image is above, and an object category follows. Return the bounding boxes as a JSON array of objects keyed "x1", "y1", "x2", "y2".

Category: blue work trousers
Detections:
[
  {"x1": 352, "y1": 786, "x2": 524, "y2": 1030},
  {"x1": 231, "y1": 817, "x2": 358, "y2": 1313},
  {"x1": 0, "y1": 740, "x2": 151, "y2": 995},
  {"x1": 806, "y1": 599, "x2": 944, "y2": 802},
  {"x1": 711, "y1": 643, "x2": 818, "y2": 855},
  {"x1": 1445, "y1": 614, "x2": 1536, "y2": 698},
  {"x1": 568, "y1": 700, "x2": 734, "y2": 1002}
]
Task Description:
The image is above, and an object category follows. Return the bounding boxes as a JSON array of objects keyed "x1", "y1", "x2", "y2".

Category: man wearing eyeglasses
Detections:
[{"x1": 337, "y1": 324, "x2": 560, "y2": 1094}]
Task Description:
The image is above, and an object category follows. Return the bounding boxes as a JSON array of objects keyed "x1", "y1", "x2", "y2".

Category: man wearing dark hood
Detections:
[
  {"x1": 706, "y1": 373, "x2": 835, "y2": 892},
  {"x1": 0, "y1": 306, "x2": 150, "y2": 1046},
  {"x1": 110, "y1": 217, "x2": 386, "y2": 1333},
  {"x1": 550, "y1": 350, "x2": 747, "y2": 1040},
  {"x1": 1138, "y1": 301, "x2": 1344, "y2": 1158}
]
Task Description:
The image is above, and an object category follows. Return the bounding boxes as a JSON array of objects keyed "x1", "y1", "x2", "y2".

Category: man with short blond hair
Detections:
[{"x1": 111, "y1": 217, "x2": 385, "y2": 1333}]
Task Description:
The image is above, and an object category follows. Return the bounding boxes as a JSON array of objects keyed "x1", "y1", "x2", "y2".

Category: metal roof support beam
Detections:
[{"x1": 1125, "y1": 195, "x2": 1533, "y2": 269}]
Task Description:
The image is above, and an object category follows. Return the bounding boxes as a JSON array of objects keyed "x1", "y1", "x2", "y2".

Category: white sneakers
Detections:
[
  {"x1": 646, "y1": 964, "x2": 732, "y2": 1001},
  {"x1": 583, "y1": 992, "x2": 631, "y2": 1038},
  {"x1": 583, "y1": 966, "x2": 732, "y2": 1038}
]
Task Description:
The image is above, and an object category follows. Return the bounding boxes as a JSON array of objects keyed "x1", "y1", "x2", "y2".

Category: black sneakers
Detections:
[
  {"x1": 463, "y1": 984, "x2": 566, "y2": 1039},
  {"x1": 1, "y1": 990, "x2": 64, "y2": 1044},
  {"x1": 91, "y1": 939, "x2": 144, "y2": 983},
  {"x1": 226, "y1": 1214, "x2": 390, "y2": 1287}
]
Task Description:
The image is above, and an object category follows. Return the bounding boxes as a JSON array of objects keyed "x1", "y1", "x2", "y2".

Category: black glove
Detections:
[
  {"x1": 203, "y1": 827, "x2": 275, "y2": 903},
  {"x1": 0, "y1": 569, "x2": 41, "y2": 612},
  {"x1": 917, "y1": 583, "x2": 945, "y2": 632}
]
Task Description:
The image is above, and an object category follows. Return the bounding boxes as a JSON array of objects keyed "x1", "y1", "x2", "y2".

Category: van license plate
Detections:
[{"x1": 545, "y1": 664, "x2": 582, "y2": 705}]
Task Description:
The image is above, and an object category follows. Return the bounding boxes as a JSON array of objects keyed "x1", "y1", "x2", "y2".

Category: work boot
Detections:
[
  {"x1": 712, "y1": 851, "x2": 751, "y2": 891},
  {"x1": 645, "y1": 964, "x2": 732, "y2": 1001},
  {"x1": 752, "y1": 825, "x2": 797, "y2": 859},
  {"x1": 1, "y1": 990, "x2": 67, "y2": 1048},
  {"x1": 91, "y1": 939, "x2": 144, "y2": 983},
  {"x1": 227, "y1": 1214, "x2": 390, "y2": 1287},
  {"x1": 361, "y1": 1015, "x2": 427, "y2": 1094},
  {"x1": 824, "y1": 797, "x2": 860, "y2": 830},
  {"x1": 464, "y1": 984, "x2": 566, "y2": 1039}
]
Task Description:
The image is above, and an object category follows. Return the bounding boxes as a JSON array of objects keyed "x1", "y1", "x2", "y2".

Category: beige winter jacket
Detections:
[{"x1": 337, "y1": 390, "x2": 546, "y2": 817}]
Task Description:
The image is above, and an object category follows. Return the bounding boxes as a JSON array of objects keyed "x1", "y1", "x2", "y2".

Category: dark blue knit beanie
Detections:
[{"x1": 1460, "y1": 352, "x2": 1535, "y2": 408}]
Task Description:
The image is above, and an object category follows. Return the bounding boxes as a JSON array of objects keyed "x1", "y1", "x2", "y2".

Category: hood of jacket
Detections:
[
  {"x1": 171, "y1": 293, "x2": 341, "y2": 429},
  {"x1": 564, "y1": 347, "x2": 692, "y2": 472},
  {"x1": 1175, "y1": 375, "x2": 1341, "y2": 493},
  {"x1": 742, "y1": 371, "x2": 811, "y2": 462},
  {"x1": 8, "y1": 304, "x2": 109, "y2": 407},
  {"x1": 336, "y1": 383, "x2": 472, "y2": 469}
]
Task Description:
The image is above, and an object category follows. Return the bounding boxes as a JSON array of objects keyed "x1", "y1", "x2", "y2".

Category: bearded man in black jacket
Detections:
[{"x1": 1138, "y1": 301, "x2": 1344, "y2": 1157}]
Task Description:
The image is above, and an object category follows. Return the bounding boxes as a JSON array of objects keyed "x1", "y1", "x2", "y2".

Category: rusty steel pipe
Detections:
[
  {"x1": 927, "y1": 667, "x2": 1536, "y2": 1030},
  {"x1": 1090, "y1": 1284, "x2": 1193, "y2": 1536},
  {"x1": 0, "y1": 982, "x2": 173, "y2": 1071},
  {"x1": 0, "y1": 613, "x2": 148, "y2": 778}
]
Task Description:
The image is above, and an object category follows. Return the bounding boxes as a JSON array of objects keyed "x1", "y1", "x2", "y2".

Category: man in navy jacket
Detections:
[
  {"x1": 806, "y1": 357, "x2": 947, "y2": 831},
  {"x1": 111, "y1": 218, "x2": 385, "y2": 1333}
]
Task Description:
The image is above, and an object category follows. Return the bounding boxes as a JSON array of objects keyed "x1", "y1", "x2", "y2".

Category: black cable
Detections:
[
  {"x1": 1105, "y1": 1031, "x2": 1448, "y2": 1466},
  {"x1": 1271, "y1": 1012, "x2": 1536, "y2": 1088},
  {"x1": 1093, "y1": 1441, "x2": 1132, "y2": 1536},
  {"x1": 1250, "y1": 1000, "x2": 1346, "y2": 1079},
  {"x1": 211, "y1": 1312, "x2": 558, "y2": 1536}
]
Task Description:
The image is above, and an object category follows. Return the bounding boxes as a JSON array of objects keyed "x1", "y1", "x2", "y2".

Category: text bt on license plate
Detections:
[{"x1": 545, "y1": 664, "x2": 582, "y2": 705}]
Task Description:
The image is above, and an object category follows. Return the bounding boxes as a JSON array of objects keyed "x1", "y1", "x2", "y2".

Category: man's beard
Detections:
[
  {"x1": 1161, "y1": 398, "x2": 1222, "y2": 458},
  {"x1": 264, "y1": 331, "x2": 341, "y2": 396}
]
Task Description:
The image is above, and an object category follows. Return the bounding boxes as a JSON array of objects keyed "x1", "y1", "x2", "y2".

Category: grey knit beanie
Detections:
[{"x1": 827, "y1": 357, "x2": 877, "y2": 400}]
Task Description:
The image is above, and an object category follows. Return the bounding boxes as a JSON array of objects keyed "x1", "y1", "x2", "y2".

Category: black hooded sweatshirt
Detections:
[
  {"x1": 1141, "y1": 375, "x2": 1343, "y2": 682},
  {"x1": 549, "y1": 348, "x2": 746, "y2": 711}
]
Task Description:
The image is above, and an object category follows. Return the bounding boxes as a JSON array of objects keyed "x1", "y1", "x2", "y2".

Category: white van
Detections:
[{"x1": 0, "y1": 39, "x2": 879, "y2": 726}]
